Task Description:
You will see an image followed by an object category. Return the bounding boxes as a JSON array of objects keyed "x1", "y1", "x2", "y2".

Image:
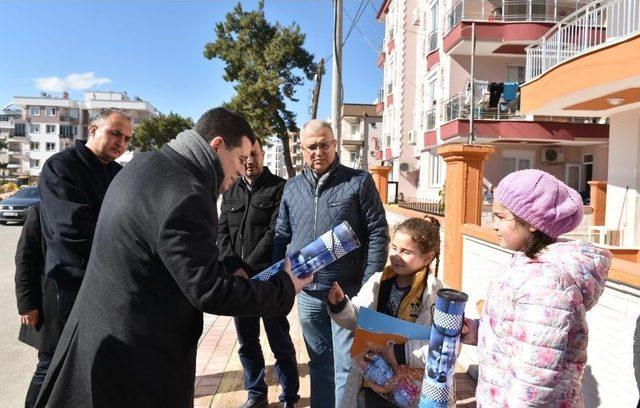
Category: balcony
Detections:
[
  {"x1": 526, "y1": 0, "x2": 638, "y2": 81},
  {"x1": 376, "y1": 51, "x2": 386, "y2": 68},
  {"x1": 522, "y1": 0, "x2": 640, "y2": 116},
  {"x1": 444, "y1": 92, "x2": 526, "y2": 122},
  {"x1": 376, "y1": 89, "x2": 385, "y2": 114},
  {"x1": 443, "y1": 0, "x2": 590, "y2": 54},
  {"x1": 447, "y1": 0, "x2": 590, "y2": 31}
]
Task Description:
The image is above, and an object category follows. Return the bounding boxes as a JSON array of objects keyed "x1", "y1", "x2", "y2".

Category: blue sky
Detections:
[{"x1": 0, "y1": 0, "x2": 384, "y2": 127}]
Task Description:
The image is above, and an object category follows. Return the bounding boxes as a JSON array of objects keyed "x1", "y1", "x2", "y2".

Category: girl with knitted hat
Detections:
[{"x1": 461, "y1": 169, "x2": 612, "y2": 407}]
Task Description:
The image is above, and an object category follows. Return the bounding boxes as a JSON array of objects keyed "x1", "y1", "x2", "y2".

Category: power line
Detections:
[{"x1": 343, "y1": 0, "x2": 367, "y2": 46}]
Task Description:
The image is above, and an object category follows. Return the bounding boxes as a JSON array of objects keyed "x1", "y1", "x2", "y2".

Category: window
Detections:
[
  {"x1": 30, "y1": 107, "x2": 40, "y2": 116},
  {"x1": 506, "y1": 66, "x2": 526, "y2": 82},
  {"x1": 14, "y1": 124, "x2": 26, "y2": 136},
  {"x1": 351, "y1": 123, "x2": 358, "y2": 136},
  {"x1": 46, "y1": 124, "x2": 56, "y2": 134},
  {"x1": 0, "y1": 116, "x2": 8, "y2": 122},
  {"x1": 30, "y1": 142, "x2": 40, "y2": 151},
  {"x1": 45, "y1": 107, "x2": 57, "y2": 116},
  {"x1": 60, "y1": 125, "x2": 77, "y2": 137},
  {"x1": 502, "y1": 150, "x2": 533, "y2": 177},
  {"x1": 29, "y1": 124, "x2": 40, "y2": 134},
  {"x1": 30, "y1": 159, "x2": 40, "y2": 168},
  {"x1": 429, "y1": 150, "x2": 442, "y2": 186},
  {"x1": 46, "y1": 142, "x2": 56, "y2": 151},
  {"x1": 386, "y1": 81, "x2": 393, "y2": 96}
]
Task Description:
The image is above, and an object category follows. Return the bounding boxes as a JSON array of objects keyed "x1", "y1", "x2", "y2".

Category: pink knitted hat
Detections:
[{"x1": 494, "y1": 169, "x2": 583, "y2": 239}]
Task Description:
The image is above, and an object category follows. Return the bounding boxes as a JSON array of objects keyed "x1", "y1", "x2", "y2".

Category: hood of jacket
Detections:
[{"x1": 511, "y1": 240, "x2": 611, "y2": 311}]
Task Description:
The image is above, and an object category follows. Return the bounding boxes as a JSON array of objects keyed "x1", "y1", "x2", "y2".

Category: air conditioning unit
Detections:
[
  {"x1": 541, "y1": 147, "x2": 565, "y2": 163},
  {"x1": 412, "y1": 9, "x2": 421, "y2": 26},
  {"x1": 408, "y1": 130, "x2": 417, "y2": 144}
]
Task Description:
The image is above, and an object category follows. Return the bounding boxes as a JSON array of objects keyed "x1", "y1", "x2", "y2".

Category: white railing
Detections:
[
  {"x1": 446, "y1": 0, "x2": 590, "y2": 32},
  {"x1": 444, "y1": 92, "x2": 526, "y2": 121},
  {"x1": 526, "y1": 0, "x2": 640, "y2": 80}
]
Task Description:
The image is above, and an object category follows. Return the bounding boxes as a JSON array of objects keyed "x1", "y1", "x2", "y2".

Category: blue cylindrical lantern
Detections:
[
  {"x1": 253, "y1": 221, "x2": 361, "y2": 281},
  {"x1": 418, "y1": 288, "x2": 468, "y2": 408}
]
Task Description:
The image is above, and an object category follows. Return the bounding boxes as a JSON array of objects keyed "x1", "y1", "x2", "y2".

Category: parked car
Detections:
[{"x1": 0, "y1": 186, "x2": 40, "y2": 225}]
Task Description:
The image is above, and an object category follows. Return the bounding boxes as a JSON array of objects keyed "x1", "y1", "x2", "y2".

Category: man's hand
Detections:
[
  {"x1": 20, "y1": 309, "x2": 40, "y2": 326},
  {"x1": 460, "y1": 317, "x2": 479, "y2": 345},
  {"x1": 232, "y1": 268, "x2": 249, "y2": 279},
  {"x1": 283, "y1": 257, "x2": 314, "y2": 294},
  {"x1": 327, "y1": 281, "x2": 345, "y2": 306}
]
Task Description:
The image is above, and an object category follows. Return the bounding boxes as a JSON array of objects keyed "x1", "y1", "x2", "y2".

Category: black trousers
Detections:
[
  {"x1": 25, "y1": 351, "x2": 53, "y2": 408},
  {"x1": 234, "y1": 315, "x2": 300, "y2": 403}
]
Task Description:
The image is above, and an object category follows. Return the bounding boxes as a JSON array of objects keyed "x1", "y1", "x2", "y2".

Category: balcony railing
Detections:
[
  {"x1": 446, "y1": 0, "x2": 590, "y2": 32},
  {"x1": 526, "y1": 0, "x2": 640, "y2": 81},
  {"x1": 444, "y1": 92, "x2": 526, "y2": 121},
  {"x1": 399, "y1": 197, "x2": 445, "y2": 216}
]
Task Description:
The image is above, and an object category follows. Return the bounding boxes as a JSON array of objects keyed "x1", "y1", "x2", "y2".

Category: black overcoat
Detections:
[
  {"x1": 15, "y1": 204, "x2": 63, "y2": 353},
  {"x1": 35, "y1": 145, "x2": 295, "y2": 408}
]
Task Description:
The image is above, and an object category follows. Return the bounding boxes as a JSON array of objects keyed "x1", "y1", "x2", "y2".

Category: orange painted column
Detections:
[
  {"x1": 369, "y1": 166, "x2": 392, "y2": 204},
  {"x1": 438, "y1": 144, "x2": 495, "y2": 290},
  {"x1": 588, "y1": 181, "x2": 607, "y2": 226}
]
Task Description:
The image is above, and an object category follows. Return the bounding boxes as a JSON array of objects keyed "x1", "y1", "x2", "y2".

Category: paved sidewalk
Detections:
[{"x1": 194, "y1": 300, "x2": 477, "y2": 408}]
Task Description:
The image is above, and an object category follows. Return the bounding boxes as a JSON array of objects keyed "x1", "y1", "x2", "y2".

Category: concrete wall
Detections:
[{"x1": 459, "y1": 234, "x2": 640, "y2": 407}]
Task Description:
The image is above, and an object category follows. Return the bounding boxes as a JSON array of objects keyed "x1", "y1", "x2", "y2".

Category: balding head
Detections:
[{"x1": 300, "y1": 119, "x2": 337, "y2": 175}]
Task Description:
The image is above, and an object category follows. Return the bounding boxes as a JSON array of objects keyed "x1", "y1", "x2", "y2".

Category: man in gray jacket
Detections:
[{"x1": 274, "y1": 119, "x2": 389, "y2": 408}]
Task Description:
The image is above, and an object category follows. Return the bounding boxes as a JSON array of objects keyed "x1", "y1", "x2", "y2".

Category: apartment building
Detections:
[
  {"x1": 263, "y1": 135, "x2": 288, "y2": 178},
  {"x1": 375, "y1": 0, "x2": 609, "y2": 202},
  {"x1": 0, "y1": 105, "x2": 25, "y2": 179},
  {"x1": 10, "y1": 91, "x2": 156, "y2": 178},
  {"x1": 340, "y1": 103, "x2": 383, "y2": 170}
]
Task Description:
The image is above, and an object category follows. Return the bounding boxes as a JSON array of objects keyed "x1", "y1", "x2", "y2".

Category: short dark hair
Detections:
[{"x1": 194, "y1": 107, "x2": 256, "y2": 147}]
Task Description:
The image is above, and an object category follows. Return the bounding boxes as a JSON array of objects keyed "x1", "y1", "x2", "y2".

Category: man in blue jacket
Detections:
[{"x1": 274, "y1": 119, "x2": 389, "y2": 408}]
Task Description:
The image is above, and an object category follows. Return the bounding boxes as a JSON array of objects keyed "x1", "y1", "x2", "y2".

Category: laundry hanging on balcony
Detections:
[
  {"x1": 502, "y1": 82, "x2": 519, "y2": 102},
  {"x1": 488, "y1": 83, "x2": 504, "y2": 107},
  {"x1": 464, "y1": 79, "x2": 488, "y2": 105}
]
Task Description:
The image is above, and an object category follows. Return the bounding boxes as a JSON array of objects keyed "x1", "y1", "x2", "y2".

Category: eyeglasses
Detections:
[{"x1": 302, "y1": 140, "x2": 334, "y2": 153}]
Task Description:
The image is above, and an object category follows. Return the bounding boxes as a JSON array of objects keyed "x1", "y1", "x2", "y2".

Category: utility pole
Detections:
[
  {"x1": 310, "y1": 58, "x2": 325, "y2": 119},
  {"x1": 331, "y1": 0, "x2": 343, "y2": 153}
]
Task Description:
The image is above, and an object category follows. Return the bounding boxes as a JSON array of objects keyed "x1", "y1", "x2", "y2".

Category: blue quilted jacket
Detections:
[{"x1": 273, "y1": 160, "x2": 389, "y2": 291}]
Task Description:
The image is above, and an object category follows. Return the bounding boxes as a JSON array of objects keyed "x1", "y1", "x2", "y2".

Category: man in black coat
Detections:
[
  {"x1": 35, "y1": 108, "x2": 312, "y2": 408},
  {"x1": 218, "y1": 139, "x2": 298, "y2": 408},
  {"x1": 38, "y1": 108, "x2": 133, "y2": 325},
  {"x1": 14, "y1": 204, "x2": 63, "y2": 408}
]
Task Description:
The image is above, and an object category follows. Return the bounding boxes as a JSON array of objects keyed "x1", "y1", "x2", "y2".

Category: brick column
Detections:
[
  {"x1": 438, "y1": 144, "x2": 495, "y2": 290},
  {"x1": 369, "y1": 166, "x2": 392, "y2": 204},
  {"x1": 588, "y1": 181, "x2": 607, "y2": 226}
]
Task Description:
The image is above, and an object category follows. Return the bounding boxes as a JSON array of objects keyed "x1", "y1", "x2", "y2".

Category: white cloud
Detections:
[{"x1": 34, "y1": 72, "x2": 112, "y2": 92}]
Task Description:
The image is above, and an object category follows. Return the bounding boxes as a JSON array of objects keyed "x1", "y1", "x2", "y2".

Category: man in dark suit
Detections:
[
  {"x1": 38, "y1": 108, "x2": 133, "y2": 325},
  {"x1": 35, "y1": 108, "x2": 312, "y2": 408},
  {"x1": 14, "y1": 204, "x2": 63, "y2": 408},
  {"x1": 218, "y1": 139, "x2": 298, "y2": 408}
]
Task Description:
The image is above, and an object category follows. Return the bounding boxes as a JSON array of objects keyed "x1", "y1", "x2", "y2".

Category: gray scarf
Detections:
[{"x1": 168, "y1": 129, "x2": 221, "y2": 190}]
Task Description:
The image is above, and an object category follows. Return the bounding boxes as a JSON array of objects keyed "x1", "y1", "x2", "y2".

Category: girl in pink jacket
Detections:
[{"x1": 462, "y1": 169, "x2": 611, "y2": 407}]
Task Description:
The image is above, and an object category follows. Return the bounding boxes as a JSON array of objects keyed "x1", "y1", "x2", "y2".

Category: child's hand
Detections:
[
  {"x1": 366, "y1": 376, "x2": 397, "y2": 394},
  {"x1": 460, "y1": 318, "x2": 479, "y2": 345},
  {"x1": 327, "y1": 281, "x2": 344, "y2": 305}
]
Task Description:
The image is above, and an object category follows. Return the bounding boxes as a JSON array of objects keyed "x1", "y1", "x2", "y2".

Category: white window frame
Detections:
[
  {"x1": 565, "y1": 164, "x2": 584, "y2": 193},
  {"x1": 502, "y1": 150, "x2": 534, "y2": 177},
  {"x1": 429, "y1": 149, "x2": 443, "y2": 186},
  {"x1": 46, "y1": 124, "x2": 56, "y2": 134},
  {"x1": 506, "y1": 65, "x2": 526, "y2": 83},
  {"x1": 30, "y1": 159, "x2": 40, "y2": 168},
  {"x1": 45, "y1": 107, "x2": 57, "y2": 116},
  {"x1": 29, "y1": 124, "x2": 40, "y2": 134},
  {"x1": 30, "y1": 107, "x2": 40, "y2": 116},
  {"x1": 46, "y1": 142, "x2": 56, "y2": 152},
  {"x1": 30, "y1": 141, "x2": 40, "y2": 151}
]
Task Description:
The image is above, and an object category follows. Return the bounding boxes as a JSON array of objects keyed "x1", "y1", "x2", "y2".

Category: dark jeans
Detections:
[
  {"x1": 56, "y1": 288, "x2": 79, "y2": 327},
  {"x1": 234, "y1": 315, "x2": 300, "y2": 403},
  {"x1": 25, "y1": 351, "x2": 53, "y2": 408}
]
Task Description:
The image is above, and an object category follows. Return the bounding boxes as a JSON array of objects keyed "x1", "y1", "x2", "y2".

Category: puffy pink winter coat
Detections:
[{"x1": 476, "y1": 240, "x2": 611, "y2": 407}]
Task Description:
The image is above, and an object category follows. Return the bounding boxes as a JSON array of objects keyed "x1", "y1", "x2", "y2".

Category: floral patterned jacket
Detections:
[{"x1": 476, "y1": 240, "x2": 611, "y2": 407}]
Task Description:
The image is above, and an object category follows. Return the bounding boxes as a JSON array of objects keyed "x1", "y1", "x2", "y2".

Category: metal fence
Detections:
[
  {"x1": 398, "y1": 197, "x2": 445, "y2": 216},
  {"x1": 526, "y1": 0, "x2": 640, "y2": 81}
]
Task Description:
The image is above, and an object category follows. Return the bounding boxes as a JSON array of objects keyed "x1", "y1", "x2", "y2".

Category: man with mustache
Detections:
[
  {"x1": 38, "y1": 108, "x2": 133, "y2": 326},
  {"x1": 218, "y1": 138, "x2": 299, "y2": 408}
]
